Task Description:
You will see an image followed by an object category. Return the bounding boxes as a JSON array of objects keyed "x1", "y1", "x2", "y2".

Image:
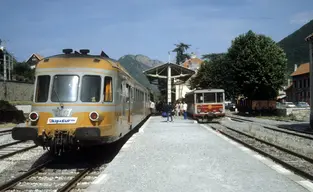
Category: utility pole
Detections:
[
  {"x1": 0, "y1": 39, "x2": 7, "y2": 81},
  {"x1": 306, "y1": 34, "x2": 313, "y2": 129},
  {"x1": 8, "y1": 53, "x2": 11, "y2": 80},
  {"x1": 3, "y1": 49, "x2": 6, "y2": 82},
  {"x1": 9, "y1": 52, "x2": 14, "y2": 81}
]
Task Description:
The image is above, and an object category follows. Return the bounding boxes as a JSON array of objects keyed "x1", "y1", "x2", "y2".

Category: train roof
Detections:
[
  {"x1": 37, "y1": 50, "x2": 151, "y2": 92},
  {"x1": 186, "y1": 89, "x2": 225, "y2": 95},
  {"x1": 43, "y1": 53, "x2": 119, "y2": 62}
]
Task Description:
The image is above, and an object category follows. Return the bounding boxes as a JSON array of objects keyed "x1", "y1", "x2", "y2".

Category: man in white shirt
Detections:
[{"x1": 150, "y1": 101, "x2": 155, "y2": 114}]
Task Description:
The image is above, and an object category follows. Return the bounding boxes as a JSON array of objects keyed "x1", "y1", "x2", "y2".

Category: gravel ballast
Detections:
[
  {"x1": 0, "y1": 145, "x2": 48, "y2": 186},
  {"x1": 208, "y1": 123, "x2": 313, "y2": 177},
  {"x1": 226, "y1": 112, "x2": 305, "y2": 126},
  {"x1": 218, "y1": 118, "x2": 313, "y2": 159}
]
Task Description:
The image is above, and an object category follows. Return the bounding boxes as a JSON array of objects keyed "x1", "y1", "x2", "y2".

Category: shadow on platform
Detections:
[{"x1": 277, "y1": 123, "x2": 313, "y2": 134}]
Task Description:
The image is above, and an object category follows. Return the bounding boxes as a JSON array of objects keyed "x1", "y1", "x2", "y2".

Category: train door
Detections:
[
  {"x1": 121, "y1": 81, "x2": 128, "y2": 125},
  {"x1": 128, "y1": 86, "x2": 133, "y2": 124},
  {"x1": 143, "y1": 92, "x2": 146, "y2": 115}
]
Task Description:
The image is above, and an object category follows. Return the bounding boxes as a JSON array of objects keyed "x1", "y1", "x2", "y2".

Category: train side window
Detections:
[
  {"x1": 204, "y1": 93, "x2": 215, "y2": 103},
  {"x1": 134, "y1": 89, "x2": 136, "y2": 101},
  {"x1": 81, "y1": 75, "x2": 101, "y2": 102},
  {"x1": 136, "y1": 89, "x2": 138, "y2": 101},
  {"x1": 216, "y1": 92, "x2": 224, "y2": 103},
  {"x1": 35, "y1": 75, "x2": 50, "y2": 102},
  {"x1": 104, "y1": 76, "x2": 113, "y2": 102},
  {"x1": 196, "y1": 93, "x2": 203, "y2": 103}
]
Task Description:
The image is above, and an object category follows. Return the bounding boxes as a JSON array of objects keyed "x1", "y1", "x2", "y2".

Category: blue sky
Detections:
[{"x1": 1, "y1": 0, "x2": 313, "y2": 62}]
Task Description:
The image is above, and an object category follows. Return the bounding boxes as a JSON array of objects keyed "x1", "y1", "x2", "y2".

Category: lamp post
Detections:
[
  {"x1": 0, "y1": 47, "x2": 6, "y2": 82},
  {"x1": 305, "y1": 34, "x2": 313, "y2": 129}
]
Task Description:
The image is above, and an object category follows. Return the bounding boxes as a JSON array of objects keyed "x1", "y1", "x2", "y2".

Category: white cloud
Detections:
[{"x1": 290, "y1": 10, "x2": 313, "y2": 25}]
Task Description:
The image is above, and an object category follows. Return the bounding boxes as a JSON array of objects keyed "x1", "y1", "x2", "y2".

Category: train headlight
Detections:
[
  {"x1": 29, "y1": 112, "x2": 39, "y2": 122},
  {"x1": 89, "y1": 111, "x2": 99, "y2": 122}
]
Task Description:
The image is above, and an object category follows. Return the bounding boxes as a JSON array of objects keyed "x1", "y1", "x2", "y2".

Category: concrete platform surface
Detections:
[{"x1": 86, "y1": 116, "x2": 311, "y2": 192}]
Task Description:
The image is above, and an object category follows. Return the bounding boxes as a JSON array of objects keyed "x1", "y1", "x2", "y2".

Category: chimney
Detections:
[{"x1": 294, "y1": 64, "x2": 297, "y2": 72}]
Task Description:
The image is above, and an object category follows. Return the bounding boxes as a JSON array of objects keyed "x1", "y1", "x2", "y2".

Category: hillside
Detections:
[
  {"x1": 278, "y1": 19, "x2": 313, "y2": 73},
  {"x1": 133, "y1": 54, "x2": 163, "y2": 68},
  {"x1": 118, "y1": 55, "x2": 161, "y2": 93}
]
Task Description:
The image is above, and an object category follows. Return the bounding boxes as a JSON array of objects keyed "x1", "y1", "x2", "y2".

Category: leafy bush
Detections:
[
  {"x1": 0, "y1": 100, "x2": 18, "y2": 110},
  {"x1": 0, "y1": 100, "x2": 25, "y2": 123}
]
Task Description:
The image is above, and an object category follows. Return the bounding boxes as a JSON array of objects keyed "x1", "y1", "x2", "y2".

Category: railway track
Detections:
[
  {"x1": 0, "y1": 141, "x2": 38, "y2": 160},
  {"x1": 0, "y1": 129, "x2": 12, "y2": 136},
  {"x1": 209, "y1": 123, "x2": 313, "y2": 181},
  {"x1": 227, "y1": 115, "x2": 313, "y2": 140},
  {"x1": 0, "y1": 158, "x2": 102, "y2": 192}
]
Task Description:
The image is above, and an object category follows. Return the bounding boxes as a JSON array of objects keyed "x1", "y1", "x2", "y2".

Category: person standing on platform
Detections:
[
  {"x1": 165, "y1": 102, "x2": 173, "y2": 122},
  {"x1": 175, "y1": 102, "x2": 180, "y2": 116},
  {"x1": 150, "y1": 101, "x2": 155, "y2": 115},
  {"x1": 183, "y1": 101, "x2": 188, "y2": 119},
  {"x1": 179, "y1": 102, "x2": 183, "y2": 116}
]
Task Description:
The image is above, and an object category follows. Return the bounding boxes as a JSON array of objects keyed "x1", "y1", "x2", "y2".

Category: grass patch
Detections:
[
  {"x1": 8, "y1": 101, "x2": 32, "y2": 105},
  {"x1": 0, "y1": 123, "x2": 16, "y2": 128},
  {"x1": 255, "y1": 115, "x2": 294, "y2": 121}
]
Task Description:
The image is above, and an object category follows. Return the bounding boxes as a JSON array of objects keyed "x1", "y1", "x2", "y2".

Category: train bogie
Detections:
[{"x1": 11, "y1": 49, "x2": 151, "y2": 155}]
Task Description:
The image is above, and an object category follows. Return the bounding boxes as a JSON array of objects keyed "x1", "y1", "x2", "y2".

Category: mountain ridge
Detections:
[
  {"x1": 117, "y1": 54, "x2": 161, "y2": 94},
  {"x1": 277, "y1": 19, "x2": 313, "y2": 73}
]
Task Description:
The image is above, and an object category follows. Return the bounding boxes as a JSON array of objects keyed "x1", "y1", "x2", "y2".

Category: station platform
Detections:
[{"x1": 86, "y1": 116, "x2": 313, "y2": 192}]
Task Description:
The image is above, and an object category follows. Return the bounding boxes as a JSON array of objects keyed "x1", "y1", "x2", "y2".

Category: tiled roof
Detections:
[
  {"x1": 26, "y1": 53, "x2": 44, "y2": 63},
  {"x1": 182, "y1": 57, "x2": 203, "y2": 68},
  {"x1": 33, "y1": 53, "x2": 43, "y2": 60},
  {"x1": 290, "y1": 62, "x2": 309, "y2": 77}
]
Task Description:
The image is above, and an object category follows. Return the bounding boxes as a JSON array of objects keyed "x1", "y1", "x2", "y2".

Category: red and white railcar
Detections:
[{"x1": 185, "y1": 89, "x2": 225, "y2": 122}]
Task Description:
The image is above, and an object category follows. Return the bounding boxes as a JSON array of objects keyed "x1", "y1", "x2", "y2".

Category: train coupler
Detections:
[{"x1": 42, "y1": 130, "x2": 76, "y2": 156}]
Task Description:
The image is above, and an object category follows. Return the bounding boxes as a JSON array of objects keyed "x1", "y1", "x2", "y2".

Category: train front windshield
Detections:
[
  {"x1": 196, "y1": 92, "x2": 224, "y2": 104},
  {"x1": 51, "y1": 75, "x2": 80, "y2": 102},
  {"x1": 34, "y1": 74, "x2": 113, "y2": 103}
]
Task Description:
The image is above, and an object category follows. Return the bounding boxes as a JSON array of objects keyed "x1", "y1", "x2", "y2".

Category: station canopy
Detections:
[{"x1": 143, "y1": 62, "x2": 195, "y2": 84}]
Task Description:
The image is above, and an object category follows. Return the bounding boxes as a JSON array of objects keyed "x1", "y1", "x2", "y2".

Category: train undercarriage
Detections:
[
  {"x1": 39, "y1": 130, "x2": 78, "y2": 156},
  {"x1": 12, "y1": 126, "x2": 106, "y2": 156}
]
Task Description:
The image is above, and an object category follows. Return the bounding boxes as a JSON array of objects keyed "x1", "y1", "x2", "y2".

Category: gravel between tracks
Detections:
[
  {"x1": 225, "y1": 112, "x2": 303, "y2": 126},
  {"x1": 0, "y1": 134, "x2": 16, "y2": 145},
  {"x1": 0, "y1": 145, "x2": 48, "y2": 186},
  {"x1": 208, "y1": 123, "x2": 313, "y2": 177},
  {"x1": 218, "y1": 118, "x2": 313, "y2": 159}
]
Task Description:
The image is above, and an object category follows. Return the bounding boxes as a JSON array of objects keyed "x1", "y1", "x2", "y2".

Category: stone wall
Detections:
[
  {"x1": 276, "y1": 108, "x2": 310, "y2": 121},
  {"x1": 0, "y1": 81, "x2": 34, "y2": 101}
]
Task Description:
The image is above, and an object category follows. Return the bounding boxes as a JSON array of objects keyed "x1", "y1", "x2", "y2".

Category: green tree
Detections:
[
  {"x1": 201, "y1": 53, "x2": 226, "y2": 61},
  {"x1": 227, "y1": 30, "x2": 287, "y2": 100},
  {"x1": 172, "y1": 43, "x2": 191, "y2": 65},
  {"x1": 13, "y1": 62, "x2": 35, "y2": 82},
  {"x1": 190, "y1": 54, "x2": 237, "y2": 100}
]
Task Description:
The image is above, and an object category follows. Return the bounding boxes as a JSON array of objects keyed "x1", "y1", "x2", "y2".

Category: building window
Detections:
[
  {"x1": 299, "y1": 80, "x2": 302, "y2": 88},
  {"x1": 304, "y1": 79, "x2": 307, "y2": 87},
  {"x1": 293, "y1": 81, "x2": 297, "y2": 88}
]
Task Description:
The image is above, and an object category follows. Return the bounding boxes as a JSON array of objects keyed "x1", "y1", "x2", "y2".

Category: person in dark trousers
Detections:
[{"x1": 164, "y1": 102, "x2": 173, "y2": 122}]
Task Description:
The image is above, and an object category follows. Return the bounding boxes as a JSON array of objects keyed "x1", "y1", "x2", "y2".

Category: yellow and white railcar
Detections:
[{"x1": 12, "y1": 49, "x2": 151, "y2": 154}]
